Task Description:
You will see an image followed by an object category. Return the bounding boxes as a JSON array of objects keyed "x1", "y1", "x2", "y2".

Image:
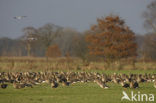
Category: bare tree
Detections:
[
  {"x1": 54, "y1": 28, "x2": 79, "y2": 56},
  {"x1": 143, "y1": 0, "x2": 156, "y2": 32},
  {"x1": 71, "y1": 33, "x2": 88, "y2": 61},
  {"x1": 142, "y1": 1, "x2": 156, "y2": 60},
  {"x1": 22, "y1": 26, "x2": 38, "y2": 56},
  {"x1": 37, "y1": 23, "x2": 62, "y2": 58},
  {"x1": 142, "y1": 33, "x2": 156, "y2": 60}
]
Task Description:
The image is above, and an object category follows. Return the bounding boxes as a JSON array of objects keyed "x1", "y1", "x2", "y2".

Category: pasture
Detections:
[
  {"x1": 0, "y1": 57, "x2": 156, "y2": 72},
  {"x1": 0, "y1": 57, "x2": 156, "y2": 103},
  {"x1": 0, "y1": 82, "x2": 155, "y2": 103}
]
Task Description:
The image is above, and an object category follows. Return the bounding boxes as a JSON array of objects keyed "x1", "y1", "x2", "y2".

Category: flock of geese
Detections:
[{"x1": 0, "y1": 72, "x2": 156, "y2": 89}]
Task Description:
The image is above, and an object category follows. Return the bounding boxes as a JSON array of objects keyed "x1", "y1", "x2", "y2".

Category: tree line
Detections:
[{"x1": 0, "y1": 1, "x2": 156, "y2": 61}]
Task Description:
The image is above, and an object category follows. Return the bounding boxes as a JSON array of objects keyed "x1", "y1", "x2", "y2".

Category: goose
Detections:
[
  {"x1": 51, "y1": 81, "x2": 59, "y2": 88},
  {"x1": 23, "y1": 83, "x2": 33, "y2": 88},
  {"x1": 13, "y1": 16, "x2": 27, "y2": 20},
  {"x1": 45, "y1": 79, "x2": 51, "y2": 84},
  {"x1": 94, "y1": 79, "x2": 109, "y2": 89},
  {"x1": 130, "y1": 81, "x2": 139, "y2": 88},
  {"x1": 13, "y1": 82, "x2": 25, "y2": 89},
  {"x1": 112, "y1": 77, "x2": 120, "y2": 84},
  {"x1": 120, "y1": 80, "x2": 129, "y2": 88},
  {"x1": 62, "y1": 81, "x2": 70, "y2": 86},
  {"x1": 27, "y1": 37, "x2": 37, "y2": 41},
  {"x1": 1, "y1": 83, "x2": 8, "y2": 89}
]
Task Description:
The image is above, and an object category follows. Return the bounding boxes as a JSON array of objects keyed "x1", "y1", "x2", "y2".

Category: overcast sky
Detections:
[{"x1": 0, "y1": 0, "x2": 152, "y2": 38}]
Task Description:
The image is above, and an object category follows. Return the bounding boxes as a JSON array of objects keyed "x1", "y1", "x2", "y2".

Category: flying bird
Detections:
[
  {"x1": 27, "y1": 37, "x2": 37, "y2": 41},
  {"x1": 13, "y1": 16, "x2": 27, "y2": 20}
]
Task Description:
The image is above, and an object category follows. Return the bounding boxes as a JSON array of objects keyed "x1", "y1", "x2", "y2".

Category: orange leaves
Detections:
[
  {"x1": 86, "y1": 15, "x2": 137, "y2": 60},
  {"x1": 46, "y1": 44, "x2": 61, "y2": 58},
  {"x1": 91, "y1": 25, "x2": 98, "y2": 31}
]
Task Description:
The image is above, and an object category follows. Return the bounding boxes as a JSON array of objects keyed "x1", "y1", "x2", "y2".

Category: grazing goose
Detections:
[
  {"x1": 102, "y1": 83, "x2": 109, "y2": 89},
  {"x1": 120, "y1": 80, "x2": 129, "y2": 88},
  {"x1": 24, "y1": 83, "x2": 33, "y2": 88},
  {"x1": 1, "y1": 83, "x2": 8, "y2": 89},
  {"x1": 137, "y1": 74, "x2": 145, "y2": 83},
  {"x1": 13, "y1": 82, "x2": 25, "y2": 89},
  {"x1": 94, "y1": 79, "x2": 109, "y2": 89},
  {"x1": 112, "y1": 77, "x2": 120, "y2": 84},
  {"x1": 45, "y1": 79, "x2": 52, "y2": 84},
  {"x1": 51, "y1": 81, "x2": 59, "y2": 88},
  {"x1": 62, "y1": 81, "x2": 70, "y2": 86},
  {"x1": 130, "y1": 81, "x2": 139, "y2": 89}
]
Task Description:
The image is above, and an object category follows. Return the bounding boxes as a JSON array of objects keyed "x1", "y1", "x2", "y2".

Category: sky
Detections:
[{"x1": 0, "y1": 0, "x2": 153, "y2": 39}]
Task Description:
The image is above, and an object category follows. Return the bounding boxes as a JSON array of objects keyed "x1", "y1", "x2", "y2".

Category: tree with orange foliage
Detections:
[
  {"x1": 46, "y1": 44, "x2": 61, "y2": 58},
  {"x1": 86, "y1": 15, "x2": 137, "y2": 63}
]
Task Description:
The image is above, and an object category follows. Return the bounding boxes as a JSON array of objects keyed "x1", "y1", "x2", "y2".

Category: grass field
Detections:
[
  {"x1": 0, "y1": 82, "x2": 155, "y2": 103},
  {"x1": 0, "y1": 57, "x2": 156, "y2": 72},
  {"x1": 0, "y1": 57, "x2": 156, "y2": 103}
]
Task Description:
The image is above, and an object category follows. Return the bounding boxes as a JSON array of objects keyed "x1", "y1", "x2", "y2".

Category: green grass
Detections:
[
  {"x1": 0, "y1": 82, "x2": 155, "y2": 103},
  {"x1": 0, "y1": 57, "x2": 156, "y2": 103},
  {"x1": 76, "y1": 69, "x2": 156, "y2": 74}
]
